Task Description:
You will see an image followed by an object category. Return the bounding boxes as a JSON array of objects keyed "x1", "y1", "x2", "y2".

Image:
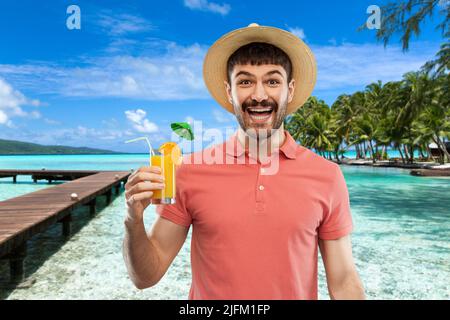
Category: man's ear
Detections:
[
  {"x1": 224, "y1": 80, "x2": 233, "y2": 104},
  {"x1": 287, "y1": 79, "x2": 296, "y2": 103}
]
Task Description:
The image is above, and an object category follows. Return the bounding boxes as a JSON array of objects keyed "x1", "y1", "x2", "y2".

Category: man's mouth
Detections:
[{"x1": 246, "y1": 106, "x2": 274, "y2": 123}]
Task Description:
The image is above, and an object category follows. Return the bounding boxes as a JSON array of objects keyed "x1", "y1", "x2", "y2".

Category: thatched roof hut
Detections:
[{"x1": 428, "y1": 142, "x2": 450, "y2": 157}]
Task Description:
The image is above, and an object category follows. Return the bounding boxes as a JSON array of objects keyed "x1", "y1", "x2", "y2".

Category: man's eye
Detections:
[
  {"x1": 238, "y1": 80, "x2": 252, "y2": 85},
  {"x1": 268, "y1": 79, "x2": 280, "y2": 86}
]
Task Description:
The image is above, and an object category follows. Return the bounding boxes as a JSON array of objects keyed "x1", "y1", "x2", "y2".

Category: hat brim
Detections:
[{"x1": 203, "y1": 24, "x2": 317, "y2": 115}]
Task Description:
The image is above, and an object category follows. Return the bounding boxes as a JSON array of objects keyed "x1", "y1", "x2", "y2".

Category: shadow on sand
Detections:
[{"x1": 0, "y1": 189, "x2": 124, "y2": 300}]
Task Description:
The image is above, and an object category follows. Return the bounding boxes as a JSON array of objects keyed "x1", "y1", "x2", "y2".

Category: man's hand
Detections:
[
  {"x1": 124, "y1": 166, "x2": 165, "y2": 225},
  {"x1": 122, "y1": 166, "x2": 189, "y2": 289},
  {"x1": 319, "y1": 235, "x2": 365, "y2": 300}
]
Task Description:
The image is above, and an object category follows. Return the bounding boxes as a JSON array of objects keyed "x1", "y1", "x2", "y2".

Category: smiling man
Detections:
[{"x1": 123, "y1": 23, "x2": 365, "y2": 300}]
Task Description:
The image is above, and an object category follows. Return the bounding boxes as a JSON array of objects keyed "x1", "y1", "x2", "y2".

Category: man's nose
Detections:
[{"x1": 251, "y1": 81, "x2": 268, "y2": 102}]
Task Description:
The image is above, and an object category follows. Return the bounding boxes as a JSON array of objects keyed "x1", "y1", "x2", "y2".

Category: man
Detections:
[{"x1": 123, "y1": 23, "x2": 365, "y2": 300}]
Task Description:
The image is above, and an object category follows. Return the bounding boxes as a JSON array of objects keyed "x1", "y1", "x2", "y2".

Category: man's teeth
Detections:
[
  {"x1": 247, "y1": 107, "x2": 273, "y2": 113},
  {"x1": 251, "y1": 114, "x2": 271, "y2": 120}
]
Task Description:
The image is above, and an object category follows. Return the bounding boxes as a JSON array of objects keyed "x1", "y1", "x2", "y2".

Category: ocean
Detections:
[{"x1": 0, "y1": 154, "x2": 449, "y2": 299}]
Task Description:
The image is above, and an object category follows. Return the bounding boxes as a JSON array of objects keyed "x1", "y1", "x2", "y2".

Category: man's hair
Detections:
[{"x1": 226, "y1": 42, "x2": 293, "y2": 83}]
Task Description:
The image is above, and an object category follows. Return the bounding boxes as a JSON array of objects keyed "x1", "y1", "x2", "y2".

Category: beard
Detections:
[{"x1": 233, "y1": 96, "x2": 288, "y2": 139}]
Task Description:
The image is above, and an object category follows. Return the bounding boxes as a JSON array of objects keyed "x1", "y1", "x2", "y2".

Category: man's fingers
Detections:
[
  {"x1": 125, "y1": 181, "x2": 165, "y2": 199},
  {"x1": 127, "y1": 191, "x2": 154, "y2": 205},
  {"x1": 128, "y1": 166, "x2": 161, "y2": 180},
  {"x1": 138, "y1": 166, "x2": 162, "y2": 174},
  {"x1": 125, "y1": 171, "x2": 165, "y2": 189}
]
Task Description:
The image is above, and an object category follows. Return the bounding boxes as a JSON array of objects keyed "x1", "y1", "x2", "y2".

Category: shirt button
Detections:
[
  {"x1": 258, "y1": 185, "x2": 264, "y2": 191},
  {"x1": 261, "y1": 168, "x2": 266, "y2": 174}
]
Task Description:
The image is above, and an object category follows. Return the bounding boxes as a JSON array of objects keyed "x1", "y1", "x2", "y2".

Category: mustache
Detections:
[{"x1": 242, "y1": 99, "x2": 278, "y2": 112}]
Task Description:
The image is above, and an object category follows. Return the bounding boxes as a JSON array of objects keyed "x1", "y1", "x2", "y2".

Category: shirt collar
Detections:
[{"x1": 225, "y1": 130, "x2": 298, "y2": 160}]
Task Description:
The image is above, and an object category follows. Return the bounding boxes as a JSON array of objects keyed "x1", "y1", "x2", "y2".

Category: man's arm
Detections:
[
  {"x1": 123, "y1": 166, "x2": 190, "y2": 289},
  {"x1": 123, "y1": 215, "x2": 189, "y2": 289},
  {"x1": 319, "y1": 235, "x2": 365, "y2": 300}
]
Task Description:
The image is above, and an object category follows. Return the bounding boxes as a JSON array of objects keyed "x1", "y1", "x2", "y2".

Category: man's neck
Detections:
[{"x1": 237, "y1": 125, "x2": 286, "y2": 159}]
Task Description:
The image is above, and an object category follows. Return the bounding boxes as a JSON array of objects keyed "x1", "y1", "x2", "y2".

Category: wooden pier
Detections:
[
  {"x1": 0, "y1": 170, "x2": 131, "y2": 282},
  {"x1": 410, "y1": 168, "x2": 450, "y2": 177},
  {"x1": 0, "y1": 169, "x2": 104, "y2": 184}
]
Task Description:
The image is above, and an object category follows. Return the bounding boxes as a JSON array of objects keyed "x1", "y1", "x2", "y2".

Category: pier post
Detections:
[
  {"x1": 13, "y1": 175, "x2": 17, "y2": 183},
  {"x1": 106, "y1": 189, "x2": 112, "y2": 204},
  {"x1": 60, "y1": 214, "x2": 72, "y2": 237},
  {"x1": 89, "y1": 198, "x2": 97, "y2": 216},
  {"x1": 5, "y1": 242, "x2": 27, "y2": 282}
]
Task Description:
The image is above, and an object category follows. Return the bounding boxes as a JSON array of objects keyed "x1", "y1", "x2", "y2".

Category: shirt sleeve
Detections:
[
  {"x1": 318, "y1": 164, "x2": 353, "y2": 240},
  {"x1": 155, "y1": 162, "x2": 192, "y2": 228}
]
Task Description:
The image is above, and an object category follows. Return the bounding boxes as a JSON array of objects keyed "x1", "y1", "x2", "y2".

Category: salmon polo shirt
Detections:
[{"x1": 156, "y1": 130, "x2": 353, "y2": 300}]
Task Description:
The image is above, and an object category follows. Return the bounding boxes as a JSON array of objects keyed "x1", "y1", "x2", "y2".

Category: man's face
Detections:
[{"x1": 225, "y1": 63, "x2": 295, "y2": 138}]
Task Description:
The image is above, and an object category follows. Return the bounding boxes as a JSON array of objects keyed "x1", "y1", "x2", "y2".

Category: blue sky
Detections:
[{"x1": 0, "y1": 0, "x2": 446, "y2": 152}]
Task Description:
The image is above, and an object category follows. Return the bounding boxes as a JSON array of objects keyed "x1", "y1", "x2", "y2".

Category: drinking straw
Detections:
[{"x1": 125, "y1": 137, "x2": 156, "y2": 156}]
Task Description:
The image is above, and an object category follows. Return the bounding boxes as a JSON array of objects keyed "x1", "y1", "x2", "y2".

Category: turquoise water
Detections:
[{"x1": 0, "y1": 155, "x2": 449, "y2": 299}]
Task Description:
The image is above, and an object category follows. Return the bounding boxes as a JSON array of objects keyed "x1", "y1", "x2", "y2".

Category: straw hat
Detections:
[{"x1": 203, "y1": 23, "x2": 317, "y2": 115}]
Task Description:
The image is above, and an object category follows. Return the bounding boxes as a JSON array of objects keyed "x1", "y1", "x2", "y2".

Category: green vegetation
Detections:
[
  {"x1": 0, "y1": 139, "x2": 122, "y2": 155},
  {"x1": 285, "y1": 73, "x2": 450, "y2": 164},
  {"x1": 291, "y1": 1, "x2": 449, "y2": 164},
  {"x1": 374, "y1": 0, "x2": 449, "y2": 76}
]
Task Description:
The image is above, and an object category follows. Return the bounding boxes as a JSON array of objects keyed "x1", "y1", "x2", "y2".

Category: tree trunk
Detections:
[
  {"x1": 362, "y1": 141, "x2": 367, "y2": 159},
  {"x1": 419, "y1": 147, "x2": 425, "y2": 159},
  {"x1": 425, "y1": 145, "x2": 432, "y2": 161},
  {"x1": 409, "y1": 144, "x2": 414, "y2": 164},
  {"x1": 369, "y1": 140, "x2": 376, "y2": 163},
  {"x1": 403, "y1": 144, "x2": 410, "y2": 163},
  {"x1": 398, "y1": 146, "x2": 405, "y2": 163},
  {"x1": 335, "y1": 147, "x2": 341, "y2": 163},
  {"x1": 435, "y1": 134, "x2": 450, "y2": 163}
]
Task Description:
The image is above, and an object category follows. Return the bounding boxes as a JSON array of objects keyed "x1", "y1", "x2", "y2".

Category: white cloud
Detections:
[
  {"x1": 0, "y1": 110, "x2": 7, "y2": 124},
  {"x1": 288, "y1": 27, "x2": 306, "y2": 40},
  {"x1": 96, "y1": 12, "x2": 154, "y2": 36},
  {"x1": 102, "y1": 118, "x2": 118, "y2": 128},
  {"x1": 212, "y1": 109, "x2": 233, "y2": 123},
  {"x1": 184, "y1": 116, "x2": 195, "y2": 125},
  {"x1": 0, "y1": 77, "x2": 41, "y2": 126},
  {"x1": 0, "y1": 41, "x2": 440, "y2": 106},
  {"x1": 311, "y1": 42, "x2": 439, "y2": 92},
  {"x1": 30, "y1": 111, "x2": 41, "y2": 119},
  {"x1": 184, "y1": 0, "x2": 231, "y2": 15},
  {"x1": 328, "y1": 38, "x2": 337, "y2": 46},
  {"x1": 125, "y1": 109, "x2": 159, "y2": 133},
  {"x1": 438, "y1": 0, "x2": 449, "y2": 8},
  {"x1": 44, "y1": 118, "x2": 61, "y2": 125},
  {"x1": 0, "y1": 42, "x2": 208, "y2": 101}
]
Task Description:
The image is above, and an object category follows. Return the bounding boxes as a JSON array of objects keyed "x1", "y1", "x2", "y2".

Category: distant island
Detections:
[{"x1": 0, "y1": 138, "x2": 124, "y2": 155}]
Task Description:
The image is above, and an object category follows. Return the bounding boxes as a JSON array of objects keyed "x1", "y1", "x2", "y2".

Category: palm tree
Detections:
[
  {"x1": 369, "y1": 0, "x2": 449, "y2": 76},
  {"x1": 286, "y1": 74, "x2": 448, "y2": 165},
  {"x1": 286, "y1": 97, "x2": 333, "y2": 159},
  {"x1": 419, "y1": 74, "x2": 450, "y2": 163},
  {"x1": 376, "y1": 0, "x2": 447, "y2": 49},
  {"x1": 354, "y1": 114, "x2": 377, "y2": 163},
  {"x1": 423, "y1": 33, "x2": 450, "y2": 75},
  {"x1": 395, "y1": 72, "x2": 435, "y2": 163},
  {"x1": 303, "y1": 113, "x2": 332, "y2": 157},
  {"x1": 330, "y1": 94, "x2": 357, "y2": 162}
]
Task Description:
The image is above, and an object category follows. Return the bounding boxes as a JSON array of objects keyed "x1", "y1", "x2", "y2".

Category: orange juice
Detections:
[{"x1": 150, "y1": 150, "x2": 177, "y2": 204}]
